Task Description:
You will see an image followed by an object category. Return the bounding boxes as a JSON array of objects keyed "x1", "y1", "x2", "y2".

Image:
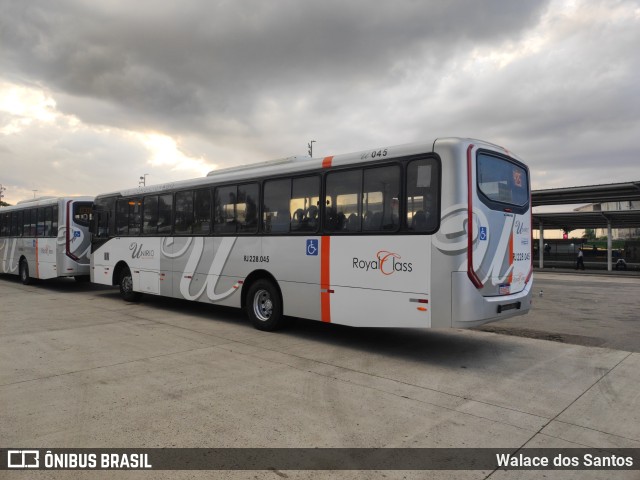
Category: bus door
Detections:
[{"x1": 469, "y1": 147, "x2": 531, "y2": 297}]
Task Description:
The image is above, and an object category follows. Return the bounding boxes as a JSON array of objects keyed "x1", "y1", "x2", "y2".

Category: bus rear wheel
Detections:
[
  {"x1": 19, "y1": 260, "x2": 31, "y2": 285},
  {"x1": 246, "y1": 279, "x2": 285, "y2": 331},
  {"x1": 119, "y1": 266, "x2": 142, "y2": 302}
]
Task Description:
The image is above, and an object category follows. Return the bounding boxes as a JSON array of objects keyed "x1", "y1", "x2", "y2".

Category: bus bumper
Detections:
[{"x1": 450, "y1": 272, "x2": 533, "y2": 329}]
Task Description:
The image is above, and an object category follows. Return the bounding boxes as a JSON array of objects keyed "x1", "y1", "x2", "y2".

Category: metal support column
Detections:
[
  {"x1": 538, "y1": 220, "x2": 544, "y2": 269},
  {"x1": 607, "y1": 221, "x2": 613, "y2": 271}
]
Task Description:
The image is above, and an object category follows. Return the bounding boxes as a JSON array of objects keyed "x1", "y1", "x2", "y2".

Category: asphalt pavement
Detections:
[{"x1": 0, "y1": 272, "x2": 638, "y2": 479}]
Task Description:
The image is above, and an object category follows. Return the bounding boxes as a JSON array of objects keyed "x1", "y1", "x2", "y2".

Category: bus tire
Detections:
[
  {"x1": 246, "y1": 279, "x2": 285, "y2": 331},
  {"x1": 119, "y1": 266, "x2": 142, "y2": 302},
  {"x1": 19, "y1": 260, "x2": 31, "y2": 285}
]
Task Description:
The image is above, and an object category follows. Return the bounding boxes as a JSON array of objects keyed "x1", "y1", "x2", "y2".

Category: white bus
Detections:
[
  {"x1": 90, "y1": 138, "x2": 533, "y2": 330},
  {"x1": 0, "y1": 196, "x2": 94, "y2": 284}
]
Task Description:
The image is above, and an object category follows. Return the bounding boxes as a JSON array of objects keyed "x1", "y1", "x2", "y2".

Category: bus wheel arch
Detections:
[
  {"x1": 19, "y1": 256, "x2": 31, "y2": 285},
  {"x1": 113, "y1": 261, "x2": 142, "y2": 302},
  {"x1": 112, "y1": 261, "x2": 128, "y2": 286},
  {"x1": 242, "y1": 270, "x2": 286, "y2": 331}
]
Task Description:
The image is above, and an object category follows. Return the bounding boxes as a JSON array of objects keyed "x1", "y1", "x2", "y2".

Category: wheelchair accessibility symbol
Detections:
[
  {"x1": 479, "y1": 226, "x2": 487, "y2": 241},
  {"x1": 306, "y1": 239, "x2": 318, "y2": 256}
]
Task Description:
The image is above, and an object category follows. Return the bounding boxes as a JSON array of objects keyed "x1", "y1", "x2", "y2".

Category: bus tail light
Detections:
[{"x1": 410, "y1": 298, "x2": 428, "y2": 311}]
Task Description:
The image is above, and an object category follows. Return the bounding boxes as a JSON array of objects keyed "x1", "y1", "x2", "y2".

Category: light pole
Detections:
[
  {"x1": 307, "y1": 140, "x2": 316, "y2": 157},
  {"x1": 32, "y1": 190, "x2": 38, "y2": 199},
  {"x1": 139, "y1": 174, "x2": 149, "y2": 187}
]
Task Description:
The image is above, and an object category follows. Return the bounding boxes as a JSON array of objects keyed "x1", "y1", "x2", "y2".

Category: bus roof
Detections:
[
  {"x1": 1, "y1": 196, "x2": 94, "y2": 211},
  {"x1": 95, "y1": 137, "x2": 519, "y2": 199}
]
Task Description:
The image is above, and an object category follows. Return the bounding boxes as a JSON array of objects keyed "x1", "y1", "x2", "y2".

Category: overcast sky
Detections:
[{"x1": 1, "y1": 0, "x2": 638, "y2": 206}]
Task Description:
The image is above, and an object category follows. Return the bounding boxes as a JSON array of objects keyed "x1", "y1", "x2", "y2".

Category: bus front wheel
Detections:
[
  {"x1": 246, "y1": 279, "x2": 285, "y2": 331},
  {"x1": 119, "y1": 267, "x2": 142, "y2": 302},
  {"x1": 19, "y1": 260, "x2": 31, "y2": 285}
]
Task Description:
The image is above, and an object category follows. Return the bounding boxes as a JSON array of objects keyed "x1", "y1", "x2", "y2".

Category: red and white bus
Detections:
[{"x1": 90, "y1": 138, "x2": 532, "y2": 330}]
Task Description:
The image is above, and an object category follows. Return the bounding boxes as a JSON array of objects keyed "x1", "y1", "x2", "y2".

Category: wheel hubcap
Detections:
[{"x1": 253, "y1": 289, "x2": 273, "y2": 321}]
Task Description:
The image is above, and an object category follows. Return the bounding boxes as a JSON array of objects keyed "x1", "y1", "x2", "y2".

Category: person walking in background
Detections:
[{"x1": 576, "y1": 247, "x2": 585, "y2": 270}]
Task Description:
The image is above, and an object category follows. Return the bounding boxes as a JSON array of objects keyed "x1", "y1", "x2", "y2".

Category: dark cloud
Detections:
[
  {"x1": 0, "y1": 0, "x2": 639, "y2": 203},
  {"x1": 1, "y1": 0, "x2": 549, "y2": 132}
]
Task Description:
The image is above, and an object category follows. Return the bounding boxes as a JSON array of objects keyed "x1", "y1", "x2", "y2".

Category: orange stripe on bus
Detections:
[
  {"x1": 320, "y1": 236, "x2": 331, "y2": 323},
  {"x1": 322, "y1": 156, "x2": 334, "y2": 168}
]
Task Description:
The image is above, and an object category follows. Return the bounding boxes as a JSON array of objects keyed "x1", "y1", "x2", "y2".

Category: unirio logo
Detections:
[
  {"x1": 515, "y1": 219, "x2": 530, "y2": 235},
  {"x1": 352, "y1": 250, "x2": 413, "y2": 275},
  {"x1": 130, "y1": 242, "x2": 154, "y2": 259}
]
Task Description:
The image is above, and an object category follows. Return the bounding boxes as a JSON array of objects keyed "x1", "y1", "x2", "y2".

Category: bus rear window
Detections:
[
  {"x1": 73, "y1": 202, "x2": 93, "y2": 227},
  {"x1": 477, "y1": 153, "x2": 528, "y2": 207}
]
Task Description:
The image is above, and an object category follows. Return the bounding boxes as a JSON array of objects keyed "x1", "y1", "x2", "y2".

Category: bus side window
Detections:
[
  {"x1": 193, "y1": 188, "x2": 211, "y2": 235},
  {"x1": 27, "y1": 209, "x2": 36, "y2": 236},
  {"x1": 128, "y1": 198, "x2": 142, "y2": 235},
  {"x1": 263, "y1": 179, "x2": 291, "y2": 234},
  {"x1": 363, "y1": 165, "x2": 400, "y2": 232},
  {"x1": 51, "y1": 205, "x2": 58, "y2": 237},
  {"x1": 157, "y1": 194, "x2": 173, "y2": 234},
  {"x1": 43, "y1": 206, "x2": 53, "y2": 237},
  {"x1": 116, "y1": 199, "x2": 129, "y2": 235},
  {"x1": 406, "y1": 158, "x2": 439, "y2": 233},
  {"x1": 2, "y1": 213, "x2": 10, "y2": 236},
  {"x1": 143, "y1": 195, "x2": 159, "y2": 235},
  {"x1": 36, "y1": 208, "x2": 44, "y2": 237},
  {"x1": 237, "y1": 183, "x2": 259, "y2": 234},
  {"x1": 16, "y1": 210, "x2": 24, "y2": 237},
  {"x1": 174, "y1": 190, "x2": 194, "y2": 235},
  {"x1": 22, "y1": 211, "x2": 30, "y2": 237},
  {"x1": 325, "y1": 169, "x2": 362, "y2": 233},
  {"x1": 291, "y1": 176, "x2": 319, "y2": 233},
  {"x1": 214, "y1": 186, "x2": 237, "y2": 234},
  {"x1": 10, "y1": 212, "x2": 18, "y2": 237}
]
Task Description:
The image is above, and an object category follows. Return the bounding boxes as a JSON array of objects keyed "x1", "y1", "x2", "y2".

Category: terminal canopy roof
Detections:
[
  {"x1": 532, "y1": 181, "x2": 640, "y2": 207},
  {"x1": 531, "y1": 181, "x2": 640, "y2": 231},
  {"x1": 532, "y1": 210, "x2": 640, "y2": 230}
]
